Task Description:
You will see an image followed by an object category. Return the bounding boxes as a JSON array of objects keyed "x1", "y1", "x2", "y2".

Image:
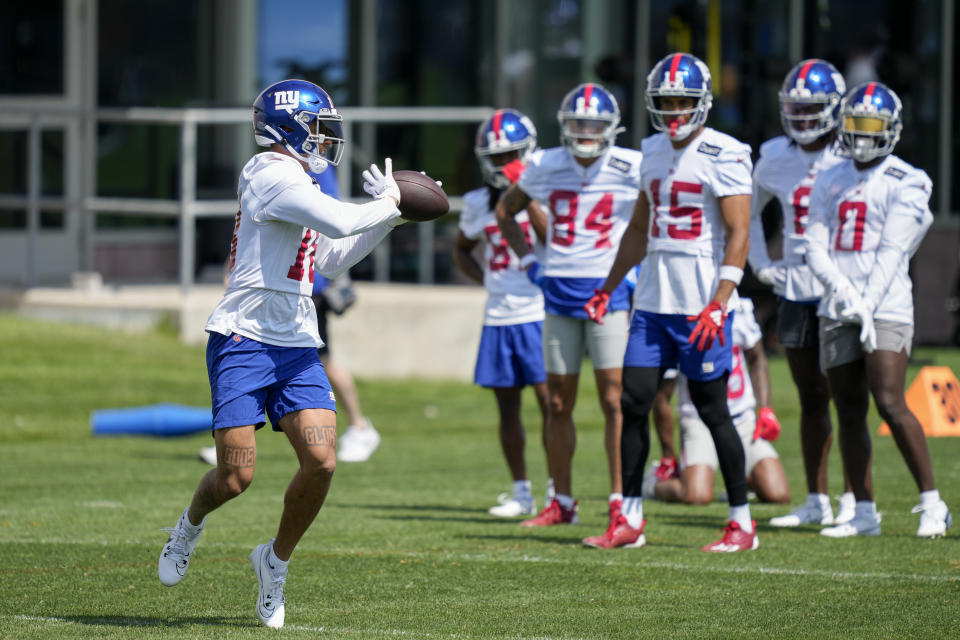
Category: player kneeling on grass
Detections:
[
  {"x1": 805, "y1": 82, "x2": 951, "y2": 539},
  {"x1": 454, "y1": 109, "x2": 551, "y2": 518},
  {"x1": 647, "y1": 299, "x2": 789, "y2": 506},
  {"x1": 158, "y1": 79, "x2": 411, "y2": 630}
]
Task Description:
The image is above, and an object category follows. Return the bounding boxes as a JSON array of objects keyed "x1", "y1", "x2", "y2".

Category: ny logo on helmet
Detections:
[{"x1": 274, "y1": 90, "x2": 300, "y2": 111}]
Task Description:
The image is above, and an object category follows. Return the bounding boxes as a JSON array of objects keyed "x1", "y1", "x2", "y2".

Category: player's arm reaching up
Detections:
[{"x1": 585, "y1": 190, "x2": 651, "y2": 323}]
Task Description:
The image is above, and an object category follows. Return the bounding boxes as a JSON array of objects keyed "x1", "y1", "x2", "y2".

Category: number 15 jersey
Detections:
[{"x1": 633, "y1": 127, "x2": 753, "y2": 315}]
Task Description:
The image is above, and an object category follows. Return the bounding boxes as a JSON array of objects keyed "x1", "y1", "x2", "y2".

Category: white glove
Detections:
[
  {"x1": 828, "y1": 276, "x2": 861, "y2": 317},
  {"x1": 755, "y1": 264, "x2": 786, "y2": 289},
  {"x1": 362, "y1": 157, "x2": 401, "y2": 206},
  {"x1": 840, "y1": 298, "x2": 877, "y2": 353}
]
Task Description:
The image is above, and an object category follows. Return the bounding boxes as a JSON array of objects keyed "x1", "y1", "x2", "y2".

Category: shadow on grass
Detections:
[{"x1": 56, "y1": 614, "x2": 251, "y2": 629}]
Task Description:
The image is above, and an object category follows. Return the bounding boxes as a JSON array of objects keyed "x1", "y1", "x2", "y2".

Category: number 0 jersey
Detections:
[
  {"x1": 459, "y1": 187, "x2": 545, "y2": 326},
  {"x1": 677, "y1": 298, "x2": 763, "y2": 420},
  {"x1": 517, "y1": 146, "x2": 642, "y2": 278},
  {"x1": 633, "y1": 128, "x2": 753, "y2": 315},
  {"x1": 808, "y1": 154, "x2": 933, "y2": 325},
  {"x1": 750, "y1": 137, "x2": 847, "y2": 302},
  {"x1": 206, "y1": 152, "x2": 400, "y2": 347}
]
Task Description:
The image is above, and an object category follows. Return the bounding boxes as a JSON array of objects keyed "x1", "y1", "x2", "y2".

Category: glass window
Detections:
[{"x1": 0, "y1": 2, "x2": 64, "y2": 95}]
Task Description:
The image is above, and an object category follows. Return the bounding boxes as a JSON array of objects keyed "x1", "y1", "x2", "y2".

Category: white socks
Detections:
[
  {"x1": 621, "y1": 497, "x2": 643, "y2": 528},
  {"x1": 855, "y1": 500, "x2": 878, "y2": 519},
  {"x1": 513, "y1": 479, "x2": 532, "y2": 499},
  {"x1": 556, "y1": 494, "x2": 575, "y2": 510},
  {"x1": 609, "y1": 492, "x2": 623, "y2": 503},
  {"x1": 920, "y1": 489, "x2": 941, "y2": 509},
  {"x1": 729, "y1": 504, "x2": 753, "y2": 533},
  {"x1": 268, "y1": 541, "x2": 289, "y2": 572},
  {"x1": 809, "y1": 492, "x2": 831, "y2": 511}
]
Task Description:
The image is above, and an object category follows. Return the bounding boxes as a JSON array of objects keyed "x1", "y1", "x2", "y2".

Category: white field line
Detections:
[
  {"x1": 9, "y1": 616, "x2": 581, "y2": 640},
  {"x1": 2, "y1": 538, "x2": 955, "y2": 584}
]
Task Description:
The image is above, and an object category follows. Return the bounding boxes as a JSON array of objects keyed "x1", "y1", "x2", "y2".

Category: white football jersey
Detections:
[
  {"x1": 633, "y1": 128, "x2": 753, "y2": 315},
  {"x1": 459, "y1": 187, "x2": 545, "y2": 326},
  {"x1": 678, "y1": 298, "x2": 763, "y2": 420},
  {"x1": 808, "y1": 154, "x2": 933, "y2": 325},
  {"x1": 206, "y1": 152, "x2": 400, "y2": 347},
  {"x1": 750, "y1": 137, "x2": 847, "y2": 302},
  {"x1": 517, "y1": 145, "x2": 642, "y2": 278}
]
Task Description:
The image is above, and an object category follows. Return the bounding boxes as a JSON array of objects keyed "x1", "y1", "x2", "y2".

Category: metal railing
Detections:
[{"x1": 0, "y1": 105, "x2": 494, "y2": 290}]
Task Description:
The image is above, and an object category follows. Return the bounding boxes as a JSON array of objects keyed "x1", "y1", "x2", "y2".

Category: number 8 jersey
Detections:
[
  {"x1": 633, "y1": 127, "x2": 753, "y2": 315},
  {"x1": 807, "y1": 154, "x2": 933, "y2": 325}
]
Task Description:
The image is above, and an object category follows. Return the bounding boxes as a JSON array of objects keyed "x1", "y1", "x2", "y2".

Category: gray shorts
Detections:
[
  {"x1": 777, "y1": 299, "x2": 819, "y2": 350},
  {"x1": 819, "y1": 318, "x2": 914, "y2": 370},
  {"x1": 543, "y1": 310, "x2": 629, "y2": 374},
  {"x1": 680, "y1": 409, "x2": 779, "y2": 475}
]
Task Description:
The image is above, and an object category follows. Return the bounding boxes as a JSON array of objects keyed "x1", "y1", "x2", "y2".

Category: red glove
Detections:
[
  {"x1": 753, "y1": 407, "x2": 781, "y2": 442},
  {"x1": 501, "y1": 159, "x2": 526, "y2": 184},
  {"x1": 686, "y1": 301, "x2": 727, "y2": 351},
  {"x1": 585, "y1": 289, "x2": 611, "y2": 324}
]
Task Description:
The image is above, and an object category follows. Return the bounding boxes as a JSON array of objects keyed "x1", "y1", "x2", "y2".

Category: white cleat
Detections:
[
  {"x1": 913, "y1": 500, "x2": 952, "y2": 538},
  {"x1": 158, "y1": 508, "x2": 204, "y2": 586},
  {"x1": 770, "y1": 501, "x2": 834, "y2": 527},
  {"x1": 250, "y1": 540, "x2": 286, "y2": 629},
  {"x1": 834, "y1": 493, "x2": 856, "y2": 525},
  {"x1": 337, "y1": 421, "x2": 381, "y2": 462},
  {"x1": 198, "y1": 446, "x2": 217, "y2": 466},
  {"x1": 820, "y1": 512, "x2": 882, "y2": 538},
  {"x1": 488, "y1": 493, "x2": 536, "y2": 518}
]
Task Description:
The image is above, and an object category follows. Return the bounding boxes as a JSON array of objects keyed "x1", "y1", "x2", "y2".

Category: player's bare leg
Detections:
[
  {"x1": 273, "y1": 408, "x2": 337, "y2": 560},
  {"x1": 825, "y1": 360, "x2": 873, "y2": 502},
  {"x1": 785, "y1": 346, "x2": 836, "y2": 495},
  {"x1": 492, "y1": 386, "x2": 527, "y2": 483},
  {"x1": 865, "y1": 349, "x2": 935, "y2": 491},
  {"x1": 656, "y1": 465, "x2": 714, "y2": 505},
  {"x1": 544, "y1": 373, "x2": 579, "y2": 497},
  {"x1": 320, "y1": 354, "x2": 364, "y2": 428},
  {"x1": 594, "y1": 366, "x2": 624, "y2": 495},
  {"x1": 749, "y1": 458, "x2": 790, "y2": 504},
  {"x1": 190, "y1": 424, "x2": 258, "y2": 523}
]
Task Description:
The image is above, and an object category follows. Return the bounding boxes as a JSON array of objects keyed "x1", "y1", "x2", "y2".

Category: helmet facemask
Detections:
[
  {"x1": 558, "y1": 114, "x2": 620, "y2": 158},
  {"x1": 840, "y1": 113, "x2": 900, "y2": 162},
  {"x1": 780, "y1": 94, "x2": 841, "y2": 145}
]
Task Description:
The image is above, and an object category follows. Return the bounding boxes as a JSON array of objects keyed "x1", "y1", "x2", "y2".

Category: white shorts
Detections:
[
  {"x1": 679, "y1": 409, "x2": 779, "y2": 475},
  {"x1": 543, "y1": 310, "x2": 629, "y2": 374}
]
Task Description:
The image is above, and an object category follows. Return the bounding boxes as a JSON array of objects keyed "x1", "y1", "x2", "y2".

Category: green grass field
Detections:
[{"x1": 1, "y1": 312, "x2": 958, "y2": 639}]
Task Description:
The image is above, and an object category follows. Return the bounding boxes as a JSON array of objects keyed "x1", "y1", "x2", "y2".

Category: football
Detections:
[{"x1": 393, "y1": 170, "x2": 450, "y2": 221}]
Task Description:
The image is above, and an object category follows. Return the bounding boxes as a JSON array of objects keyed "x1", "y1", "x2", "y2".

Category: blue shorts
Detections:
[
  {"x1": 206, "y1": 332, "x2": 336, "y2": 431},
  {"x1": 474, "y1": 322, "x2": 546, "y2": 388},
  {"x1": 623, "y1": 310, "x2": 734, "y2": 381}
]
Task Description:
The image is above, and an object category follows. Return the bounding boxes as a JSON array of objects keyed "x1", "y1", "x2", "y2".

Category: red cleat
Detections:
[
  {"x1": 608, "y1": 498, "x2": 622, "y2": 525},
  {"x1": 654, "y1": 457, "x2": 680, "y2": 481},
  {"x1": 582, "y1": 515, "x2": 646, "y2": 549},
  {"x1": 700, "y1": 520, "x2": 758, "y2": 552},
  {"x1": 520, "y1": 498, "x2": 578, "y2": 527}
]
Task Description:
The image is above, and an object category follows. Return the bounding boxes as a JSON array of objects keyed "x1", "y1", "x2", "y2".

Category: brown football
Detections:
[{"x1": 393, "y1": 170, "x2": 450, "y2": 221}]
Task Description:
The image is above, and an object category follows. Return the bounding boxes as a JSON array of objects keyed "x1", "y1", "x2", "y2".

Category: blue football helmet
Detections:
[
  {"x1": 839, "y1": 82, "x2": 903, "y2": 162},
  {"x1": 557, "y1": 83, "x2": 623, "y2": 158},
  {"x1": 779, "y1": 59, "x2": 846, "y2": 145},
  {"x1": 645, "y1": 53, "x2": 713, "y2": 141},
  {"x1": 253, "y1": 79, "x2": 344, "y2": 173},
  {"x1": 474, "y1": 109, "x2": 538, "y2": 189}
]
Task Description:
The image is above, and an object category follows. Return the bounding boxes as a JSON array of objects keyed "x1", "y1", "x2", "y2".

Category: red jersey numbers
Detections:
[
  {"x1": 650, "y1": 179, "x2": 703, "y2": 240},
  {"x1": 548, "y1": 191, "x2": 614, "y2": 249},
  {"x1": 791, "y1": 184, "x2": 812, "y2": 235},
  {"x1": 484, "y1": 221, "x2": 533, "y2": 272},
  {"x1": 834, "y1": 200, "x2": 867, "y2": 252},
  {"x1": 286, "y1": 228, "x2": 317, "y2": 283}
]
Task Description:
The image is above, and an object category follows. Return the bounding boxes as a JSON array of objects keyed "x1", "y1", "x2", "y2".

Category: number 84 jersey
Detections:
[
  {"x1": 634, "y1": 127, "x2": 753, "y2": 315},
  {"x1": 517, "y1": 146, "x2": 643, "y2": 278}
]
